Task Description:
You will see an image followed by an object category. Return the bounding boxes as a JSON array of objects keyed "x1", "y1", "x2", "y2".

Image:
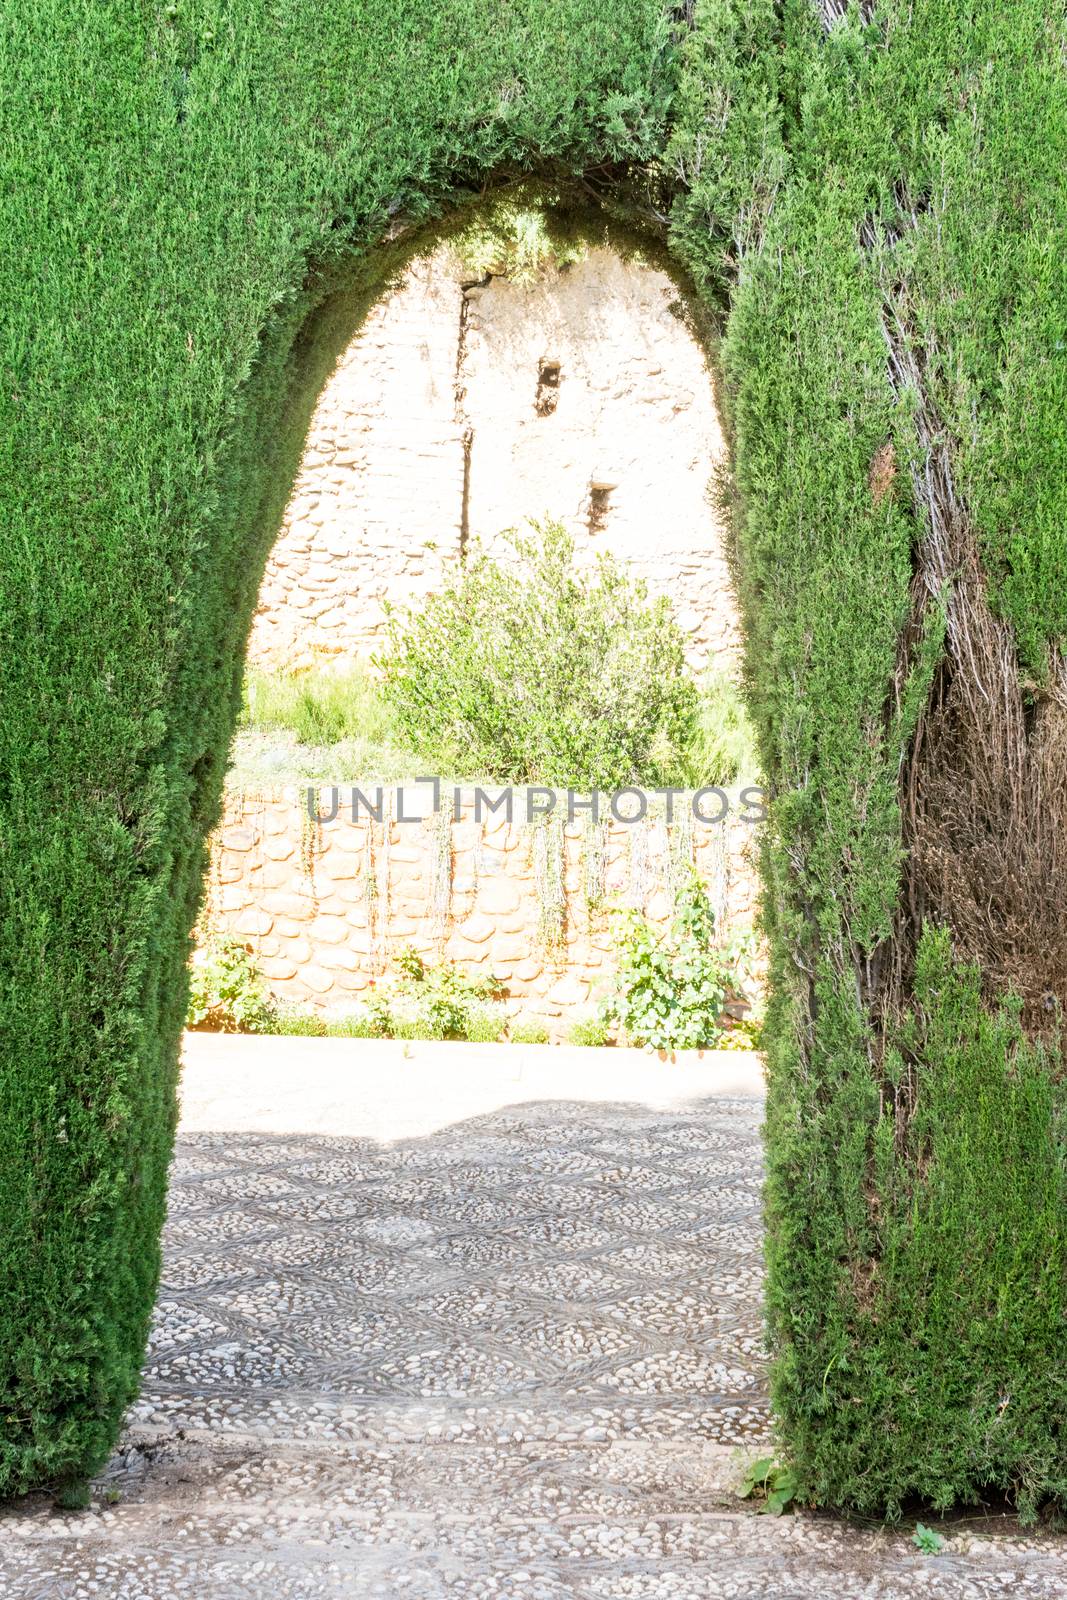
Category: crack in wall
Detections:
[{"x1": 455, "y1": 276, "x2": 490, "y2": 561}]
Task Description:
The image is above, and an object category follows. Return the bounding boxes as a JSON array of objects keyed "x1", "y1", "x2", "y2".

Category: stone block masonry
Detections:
[
  {"x1": 201, "y1": 787, "x2": 762, "y2": 1037},
  {"x1": 248, "y1": 245, "x2": 740, "y2": 674}
]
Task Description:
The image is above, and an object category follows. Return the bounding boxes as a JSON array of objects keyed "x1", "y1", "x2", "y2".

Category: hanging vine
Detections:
[
  {"x1": 362, "y1": 814, "x2": 379, "y2": 967},
  {"x1": 702, "y1": 818, "x2": 730, "y2": 934},
  {"x1": 531, "y1": 815, "x2": 566, "y2": 955},
  {"x1": 582, "y1": 815, "x2": 607, "y2": 917},
  {"x1": 666, "y1": 803, "x2": 694, "y2": 904},
  {"x1": 372, "y1": 792, "x2": 392, "y2": 973},
  {"x1": 627, "y1": 820, "x2": 651, "y2": 913},
  {"x1": 299, "y1": 793, "x2": 322, "y2": 913},
  {"x1": 429, "y1": 802, "x2": 453, "y2": 947}
]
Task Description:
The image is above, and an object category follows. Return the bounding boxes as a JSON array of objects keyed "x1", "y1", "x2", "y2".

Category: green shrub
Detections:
[
  {"x1": 233, "y1": 659, "x2": 757, "y2": 792},
  {"x1": 186, "y1": 938, "x2": 276, "y2": 1035},
  {"x1": 509, "y1": 1017, "x2": 551, "y2": 1046},
  {"x1": 269, "y1": 1005, "x2": 327, "y2": 1037},
  {"x1": 717, "y1": 1016, "x2": 763, "y2": 1052},
  {"x1": 567, "y1": 1014, "x2": 612, "y2": 1048},
  {"x1": 323, "y1": 1012, "x2": 380, "y2": 1040},
  {"x1": 377, "y1": 521, "x2": 697, "y2": 788},
  {"x1": 668, "y1": 0, "x2": 1067, "y2": 1519},
  {"x1": 604, "y1": 871, "x2": 737, "y2": 1052},
  {"x1": 464, "y1": 1004, "x2": 507, "y2": 1044},
  {"x1": 365, "y1": 950, "x2": 506, "y2": 1042},
  {"x1": 0, "y1": 0, "x2": 679, "y2": 1504},
  {"x1": 390, "y1": 1009, "x2": 445, "y2": 1041}
]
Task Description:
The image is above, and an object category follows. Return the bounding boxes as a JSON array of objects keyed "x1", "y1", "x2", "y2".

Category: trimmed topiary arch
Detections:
[{"x1": 2, "y1": 0, "x2": 1064, "y2": 1515}]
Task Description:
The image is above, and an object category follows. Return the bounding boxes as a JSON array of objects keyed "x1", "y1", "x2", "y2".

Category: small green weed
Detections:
[{"x1": 739, "y1": 1458, "x2": 799, "y2": 1516}]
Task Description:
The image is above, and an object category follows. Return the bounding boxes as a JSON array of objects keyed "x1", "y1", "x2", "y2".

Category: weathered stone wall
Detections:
[
  {"x1": 248, "y1": 245, "x2": 739, "y2": 674},
  {"x1": 202, "y1": 787, "x2": 761, "y2": 1037}
]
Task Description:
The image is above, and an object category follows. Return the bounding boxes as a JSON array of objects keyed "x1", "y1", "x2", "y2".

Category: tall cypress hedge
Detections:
[{"x1": 1, "y1": 0, "x2": 1063, "y2": 1514}]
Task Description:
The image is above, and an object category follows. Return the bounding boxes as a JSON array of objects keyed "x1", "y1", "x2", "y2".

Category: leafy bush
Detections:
[
  {"x1": 187, "y1": 938, "x2": 276, "y2": 1034},
  {"x1": 716, "y1": 1016, "x2": 763, "y2": 1052},
  {"x1": 605, "y1": 872, "x2": 737, "y2": 1052},
  {"x1": 464, "y1": 1004, "x2": 507, "y2": 1044},
  {"x1": 239, "y1": 649, "x2": 757, "y2": 794},
  {"x1": 323, "y1": 1012, "x2": 380, "y2": 1040},
  {"x1": 365, "y1": 949, "x2": 506, "y2": 1042},
  {"x1": 250, "y1": 966, "x2": 510, "y2": 1043},
  {"x1": 377, "y1": 521, "x2": 697, "y2": 788}
]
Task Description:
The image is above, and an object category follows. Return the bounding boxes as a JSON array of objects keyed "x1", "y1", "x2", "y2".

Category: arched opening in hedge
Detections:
[
  {"x1": 3, "y1": 0, "x2": 1063, "y2": 1522},
  {"x1": 195, "y1": 191, "x2": 759, "y2": 1034}
]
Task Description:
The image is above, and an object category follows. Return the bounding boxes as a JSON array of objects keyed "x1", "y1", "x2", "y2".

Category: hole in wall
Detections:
[
  {"x1": 246, "y1": 227, "x2": 740, "y2": 679},
  {"x1": 586, "y1": 481, "x2": 614, "y2": 535},
  {"x1": 535, "y1": 359, "x2": 561, "y2": 416}
]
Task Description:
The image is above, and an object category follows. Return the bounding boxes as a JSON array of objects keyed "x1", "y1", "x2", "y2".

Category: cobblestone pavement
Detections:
[{"x1": 2, "y1": 1094, "x2": 1065, "y2": 1597}]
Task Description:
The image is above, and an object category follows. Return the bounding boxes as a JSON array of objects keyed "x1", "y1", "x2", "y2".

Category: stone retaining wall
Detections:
[
  {"x1": 247, "y1": 244, "x2": 739, "y2": 675},
  {"x1": 201, "y1": 786, "x2": 762, "y2": 1037}
]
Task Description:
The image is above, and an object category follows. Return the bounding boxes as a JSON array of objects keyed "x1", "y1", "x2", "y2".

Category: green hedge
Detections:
[
  {"x1": 668, "y1": 0, "x2": 1066, "y2": 1517},
  {"x1": 1, "y1": 0, "x2": 1064, "y2": 1515}
]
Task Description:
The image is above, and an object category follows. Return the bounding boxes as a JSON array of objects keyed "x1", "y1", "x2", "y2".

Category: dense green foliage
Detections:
[
  {"x1": 667, "y1": 0, "x2": 1067, "y2": 1519},
  {"x1": 0, "y1": 0, "x2": 675, "y2": 1501},
  {"x1": 378, "y1": 522, "x2": 697, "y2": 787},
  {"x1": 360, "y1": 947, "x2": 506, "y2": 1041},
  {"x1": 239, "y1": 658, "x2": 755, "y2": 787},
  {"x1": 239, "y1": 650, "x2": 754, "y2": 789},
  {"x1": 2, "y1": 0, "x2": 1064, "y2": 1519},
  {"x1": 449, "y1": 188, "x2": 590, "y2": 284},
  {"x1": 187, "y1": 935, "x2": 277, "y2": 1033},
  {"x1": 605, "y1": 871, "x2": 738, "y2": 1050}
]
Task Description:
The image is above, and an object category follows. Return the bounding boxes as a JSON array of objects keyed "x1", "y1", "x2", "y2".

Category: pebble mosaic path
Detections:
[{"x1": 1, "y1": 1089, "x2": 1064, "y2": 1597}]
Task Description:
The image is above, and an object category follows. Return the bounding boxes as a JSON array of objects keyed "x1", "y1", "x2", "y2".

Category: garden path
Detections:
[{"x1": 0, "y1": 1040, "x2": 1063, "y2": 1597}]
